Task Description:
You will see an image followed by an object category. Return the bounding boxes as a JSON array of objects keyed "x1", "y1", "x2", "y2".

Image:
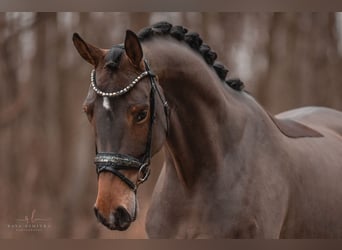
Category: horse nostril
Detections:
[
  {"x1": 94, "y1": 206, "x2": 99, "y2": 218},
  {"x1": 114, "y1": 206, "x2": 132, "y2": 230},
  {"x1": 115, "y1": 206, "x2": 131, "y2": 221},
  {"x1": 94, "y1": 206, "x2": 107, "y2": 225}
]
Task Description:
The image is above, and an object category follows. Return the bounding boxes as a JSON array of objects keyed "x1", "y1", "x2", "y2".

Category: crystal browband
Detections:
[{"x1": 90, "y1": 69, "x2": 150, "y2": 97}]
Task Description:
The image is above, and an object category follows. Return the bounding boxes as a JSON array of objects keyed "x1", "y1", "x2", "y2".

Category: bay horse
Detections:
[{"x1": 73, "y1": 22, "x2": 342, "y2": 238}]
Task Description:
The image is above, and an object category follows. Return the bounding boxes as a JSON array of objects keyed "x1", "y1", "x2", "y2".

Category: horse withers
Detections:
[{"x1": 73, "y1": 22, "x2": 342, "y2": 238}]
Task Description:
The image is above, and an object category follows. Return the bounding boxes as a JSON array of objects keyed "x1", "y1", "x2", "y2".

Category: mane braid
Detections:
[{"x1": 137, "y1": 21, "x2": 244, "y2": 91}]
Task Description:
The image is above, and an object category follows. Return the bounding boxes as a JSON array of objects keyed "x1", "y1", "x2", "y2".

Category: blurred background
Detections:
[{"x1": 0, "y1": 12, "x2": 341, "y2": 239}]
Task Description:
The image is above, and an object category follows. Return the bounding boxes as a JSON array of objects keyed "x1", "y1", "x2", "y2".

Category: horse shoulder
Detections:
[{"x1": 146, "y1": 161, "x2": 189, "y2": 238}]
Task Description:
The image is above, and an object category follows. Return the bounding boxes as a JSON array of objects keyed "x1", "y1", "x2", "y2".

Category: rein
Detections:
[{"x1": 91, "y1": 60, "x2": 169, "y2": 198}]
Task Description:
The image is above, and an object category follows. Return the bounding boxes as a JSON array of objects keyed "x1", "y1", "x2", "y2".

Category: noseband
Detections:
[{"x1": 91, "y1": 60, "x2": 170, "y2": 194}]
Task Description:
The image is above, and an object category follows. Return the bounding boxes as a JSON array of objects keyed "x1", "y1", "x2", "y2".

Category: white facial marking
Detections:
[{"x1": 102, "y1": 97, "x2": 111, "y2": 111}]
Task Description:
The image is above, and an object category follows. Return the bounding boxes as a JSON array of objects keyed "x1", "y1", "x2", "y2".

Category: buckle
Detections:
[{"x1": 137, "y1": 163, "x2": 151, "y2": 184}]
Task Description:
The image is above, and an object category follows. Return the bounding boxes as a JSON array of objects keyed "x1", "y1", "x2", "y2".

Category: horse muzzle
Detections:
[{"x1": 94, "y1": 205, "x2": 133, "y2": 231}]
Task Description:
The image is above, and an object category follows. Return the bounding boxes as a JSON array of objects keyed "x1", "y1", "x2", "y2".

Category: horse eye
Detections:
[{"x1": 135, "y1": 110, "x2": 148, "y2": 123}]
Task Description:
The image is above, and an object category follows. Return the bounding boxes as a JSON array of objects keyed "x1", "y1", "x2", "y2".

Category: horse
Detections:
[{"x1": 72, "y1": 22, "x2": 342, "y2": 238}]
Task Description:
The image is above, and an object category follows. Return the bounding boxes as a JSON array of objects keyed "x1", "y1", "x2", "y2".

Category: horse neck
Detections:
[{"x1": 144, "y1": 39, "x2": 277, "y2": 190}]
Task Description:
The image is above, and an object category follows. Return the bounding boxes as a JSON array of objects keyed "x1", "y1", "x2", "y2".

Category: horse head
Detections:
[{"x1": 73, "y1": 30, "x2": 168, "y2": 231}]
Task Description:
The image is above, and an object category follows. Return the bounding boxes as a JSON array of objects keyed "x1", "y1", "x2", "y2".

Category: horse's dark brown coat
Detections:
[
  {"x1": 270, "y1": 114, "x2": 323, "y2": 138},
  {"x1": 73, "y1": 27, "x2": 342, "y2": 238}
]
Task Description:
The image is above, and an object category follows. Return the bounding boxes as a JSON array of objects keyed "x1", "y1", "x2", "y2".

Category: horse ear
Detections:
[
  {"x1": 124, "y1": 30, "x2": 143, "y2": 67},
  {"x1": 72, "y1": 33, "x2": 104, "y2": 66}
]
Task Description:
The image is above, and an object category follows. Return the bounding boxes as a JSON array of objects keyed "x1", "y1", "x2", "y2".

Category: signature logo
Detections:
[
  {"x1": 15, "y1": 209, "x2": 51, "y2": 224},
  {"x1": 7, "y1": 209, "x2": 52, "y2": 232}
]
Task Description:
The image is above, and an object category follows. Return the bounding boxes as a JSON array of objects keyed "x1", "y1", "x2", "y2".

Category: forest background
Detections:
[{"x1": 0, "y1": 12, "x2": 341, "y2": 238}]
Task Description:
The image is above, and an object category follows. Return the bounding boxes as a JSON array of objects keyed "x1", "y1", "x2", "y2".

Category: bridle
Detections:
[{"x1": 90, "y1": 59, "x2": 170, "y2": 200}]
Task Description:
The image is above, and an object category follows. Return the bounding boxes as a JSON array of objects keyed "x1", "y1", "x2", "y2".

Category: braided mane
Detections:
[{"x1": 137, "y1": 21, "x2": 244, "y2": 91}]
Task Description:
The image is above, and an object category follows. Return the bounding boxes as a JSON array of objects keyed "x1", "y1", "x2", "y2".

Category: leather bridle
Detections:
[{"x1": 91, "y1": 60, "x2": 170, "y2": 196}]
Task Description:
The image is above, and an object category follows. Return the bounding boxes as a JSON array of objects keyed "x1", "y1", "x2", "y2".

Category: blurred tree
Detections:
[{"x1": 253, "y1": 13, "x2": 342, "y2": 113}]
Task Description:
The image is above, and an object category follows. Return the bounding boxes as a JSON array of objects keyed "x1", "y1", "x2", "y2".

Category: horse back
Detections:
[{"x1": 275, "y1": 106, "x2": 342, "y2": 137}]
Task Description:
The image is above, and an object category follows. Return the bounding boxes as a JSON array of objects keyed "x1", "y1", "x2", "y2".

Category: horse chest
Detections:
[
  {"x1": 145, "y1": 165, "x2": 261, "y2": 238},
  {"x1": 146, "y1": 191, "x2": 260, "y2": 238}
]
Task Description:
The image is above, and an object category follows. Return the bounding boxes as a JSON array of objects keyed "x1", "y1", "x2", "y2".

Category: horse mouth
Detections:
[{"x1": 106, "y1": 220, "x2": 131, "y2": 231}]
